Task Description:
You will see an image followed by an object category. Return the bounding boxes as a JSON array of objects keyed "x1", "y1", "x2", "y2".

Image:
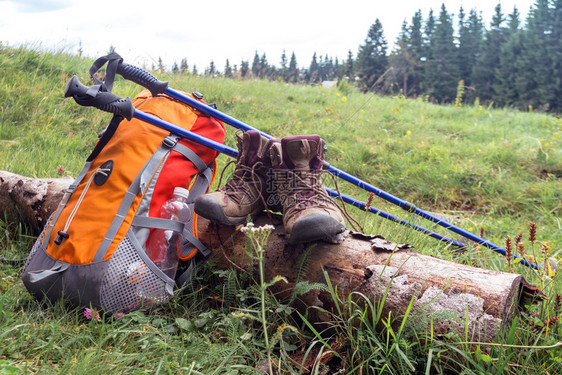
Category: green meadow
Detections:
[{"x1": 0, "y1": 46, "x2": 560, "y2": 374}]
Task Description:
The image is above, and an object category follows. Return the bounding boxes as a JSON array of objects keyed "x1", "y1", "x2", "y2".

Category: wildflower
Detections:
[
  {"x1": 406, "y1": 130, "x2": 411, "y2": 135},
  {"x1": 365, "y1": 192, "x2": 375, "y2": 211},
  {"x1": 342, "y1": 97, "x2": 347, "y2": 102},
  {"x1": 529, "y1": 222, "x2": 537, "y2": 243},
  {"x1": 56, "y1": 165, "x2": 66, "y2": 175},
  {"x1": 514, "y1": 232, "x2": 523, "y2": 246},
  {"x1": 84, "y1": 307, "x2": 100, "y2": 321},
  {"x1": 517, "y1": 241, "x2": 526, "y2": 258},
  {"x1": 336, "y1": 92, "x2": 341, "y2": 97},
  {"x1": 443, "y1": 174, "x2": 448, "y2": 178},
  {"x1": 473, "y1": 243, "x2": 480, "y2": 253},
  {"x1": 240, "y1": 222, "x2": 274, "y2": 234},
  {"x1": 113, "y1": 312, "x2": 125, "y2": 320},
  {"x1": 554, "y1": 294, "x2": 562, "y2": 314},
  {"x1": 505, "y1": 237, "x2": 513, "y2": 272},
  {"x1": 541, "y1": 241, "x2": 550, "y2": 257}
]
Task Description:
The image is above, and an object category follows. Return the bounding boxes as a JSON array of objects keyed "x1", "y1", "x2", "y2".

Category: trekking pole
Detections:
[
  {"x1": 64, "y1": 75, "x2": 470, "y2": 251},
  {"x1": 112, "y1": 61, "x2": 540, "y2": 269},
  {"x1": 64, "y1": 76, "x2": 237, "y2": 158}
]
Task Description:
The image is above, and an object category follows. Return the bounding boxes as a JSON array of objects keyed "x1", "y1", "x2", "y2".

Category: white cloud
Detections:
[{"x1": 2, "y1": 0, "x2": 72, "y2": 13}]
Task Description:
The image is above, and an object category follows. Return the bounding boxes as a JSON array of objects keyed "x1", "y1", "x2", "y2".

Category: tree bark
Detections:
[
  {"x1": 199, "y1": 217, "x2": 522, "y2": 341},
  {"x1": 0, "y1": 170, "x2": 529, "y2": 340},
  {"x1": 0, "y1": 171, "x2": 74, "y2": 235}
]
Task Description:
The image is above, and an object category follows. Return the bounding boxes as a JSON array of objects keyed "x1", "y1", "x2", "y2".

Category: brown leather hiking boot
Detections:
[
  {"x1": 194, "y1": 130, "x2": 278, "y2": 226},
  {"x1": 270, "y1": 135, "x2": 346, "y2": 244}
]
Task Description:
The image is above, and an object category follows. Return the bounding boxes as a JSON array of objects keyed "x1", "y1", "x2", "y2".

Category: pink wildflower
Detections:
[
  {"x1": 113, "y1": 312, "x2": 125, "y2": 320},
  {"x1": 84, "y1": 307, "x2": 100, "y2": 321}
]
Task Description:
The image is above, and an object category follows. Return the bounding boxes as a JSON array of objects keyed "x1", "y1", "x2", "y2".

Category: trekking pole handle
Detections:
[
  {"x1": 116, "y1": 63, "x2": 169, "y2": 97},
  {"x1": 64, "y1": 76, "x2": 135, "y2": 120}
]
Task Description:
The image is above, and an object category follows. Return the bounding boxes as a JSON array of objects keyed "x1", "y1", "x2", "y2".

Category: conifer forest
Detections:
[{"x1": 167, "y1": 2, "x2": 562, "y2": 113}]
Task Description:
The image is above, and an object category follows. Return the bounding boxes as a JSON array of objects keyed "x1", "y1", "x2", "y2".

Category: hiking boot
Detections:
[
  {"x1": 194, "y1": 130, "x2": 278, "y2": 226},
  {"x1": 270, "y1": 135, "x2": 346, "y2": 244}
]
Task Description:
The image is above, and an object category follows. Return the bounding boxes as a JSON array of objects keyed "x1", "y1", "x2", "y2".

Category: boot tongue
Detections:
[
  {"x1": 270, "y1": 143, "x2": 283, "y2": 167},
  {"x1": 238, "y1": 130, "x2": 263, "y2": 164},
  {"x1": 285, "y1": 139, "x2": 318, "y2": 169}
]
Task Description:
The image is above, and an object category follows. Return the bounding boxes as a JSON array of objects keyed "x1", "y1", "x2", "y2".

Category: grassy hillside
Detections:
[{"x1": 1, "y1": 45, "x2": 561, "y2": 374}]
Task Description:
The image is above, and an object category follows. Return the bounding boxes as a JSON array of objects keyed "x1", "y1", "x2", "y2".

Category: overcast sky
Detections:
[{"x1": 0, "y1": 0, "x2": 536, "y2": 71}]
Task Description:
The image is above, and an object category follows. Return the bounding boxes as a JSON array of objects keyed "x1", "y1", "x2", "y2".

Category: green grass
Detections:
[{"x1": 1, "y1": 45, "x2": 561, "y2": 374}]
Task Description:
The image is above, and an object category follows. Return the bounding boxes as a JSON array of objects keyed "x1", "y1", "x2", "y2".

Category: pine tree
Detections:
[
  {"x1": 192, "y1": 65, "x2": 198, "y2": 76},
  {"x1": 288, "y1": 52, "x2": 299, "y2": 83},
  {"x1": 550, "y1": 0, "x2": 562, "y2": 110},
  {"x1": 206, "y1": 61, "x2": 216, "y2": 76},
  {"x1": 457, "y1": 7, "x2": 470, "y2": 81},
  {"x1": 355, "y1": 18, "x2": 388, "y2": 92},
  {"x1": 410, "y1": 10, "x2": 423, "y2": 58},
  {"x1": 157, "y1": 57, "x2": 165, "y2": 73},
  {"x1": 521, "y1": 0, "x2": 556, "y2": 109},
  {"x1": 344, "y1": 50, "x2": 354, "y2": 79},
  {"x1": 408, "y1": 10, "x2": 424, "y2": 95},
  {"x1": 307, "y1": 52, "x2": 320, "y2": 83},
  {"x1": 424, "y1": 4, "x2": 460, "y2": 102},
  {"x1": 507, "y1": 6, "x2": 521, "y2": 31},
  {"x1": 280, "y1": 50, "x2": 288, "y2": 82},
  {"x1": 224, "y1": 59, "x2": 233, "y2": 78},
  {"x1": 180, "y1": 58, "x2": 188, "y2": 74},
  {"x1": 240, "y1": 60, "x2": 250, "y2": 78},
  {"x1": 423, "y1": 9, "x2": 435, "y2": 61},
  {"x1": 472, "y1": 3, "x2": 505, "y2": 103},
  {"x1": 495, "y1": 14, "x2": 524, "y2": 107},
  {"x1": 172, "y1": 61, "x2": 179, "y2": 74},
  {"x1": 259, "y1": 53, "x2": 268, "y2": 79},
  {"x1": 388, "y1": 20, "x2": 420, "y2": 95},
  {"x1": 251, "y1": 51, "x2": 260, "y2": 78},
  {"x1": 334, "y1": 57, "x2": 340, "y2": 80},
  {"x1": 458, "y1": 8, "x2": 484, "y2": 99}
]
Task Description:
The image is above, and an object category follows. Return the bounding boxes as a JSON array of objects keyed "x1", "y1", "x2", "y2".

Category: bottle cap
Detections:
[{"x1": 173, "y1": 187, "x2": 190, "y2": 199}]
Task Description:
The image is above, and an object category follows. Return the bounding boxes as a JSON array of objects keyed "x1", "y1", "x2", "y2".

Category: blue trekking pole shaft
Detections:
[
  {"x1": 327, "y1": 167, "x2": 536, "y2": 268},
  {"x1": 115, "y1": 63, "x2": 539, "y2": 269},
  {"x1": 330, "y1": 191, "x2": 465, "y2": 247}
]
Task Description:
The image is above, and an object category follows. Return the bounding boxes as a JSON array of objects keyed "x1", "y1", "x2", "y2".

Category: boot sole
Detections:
[
  {"x1": 194, "y1": 195, "x2": 262, "y2": 227},
  {"x1": 288, "y1": 213, "x2": 346, "y2": 244}
]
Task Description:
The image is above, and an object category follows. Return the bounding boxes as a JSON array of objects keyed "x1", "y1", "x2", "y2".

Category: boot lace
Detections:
[
  {"x1": 217, "y1": 159, "x2": 267, "y2": 206},
  {"x1": 276, "y1": 169, "x2": 362, "y2": 232}
]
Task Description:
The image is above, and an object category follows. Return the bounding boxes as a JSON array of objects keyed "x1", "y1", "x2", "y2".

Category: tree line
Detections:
[{"x1": 164, "y1": 1, "x2": 562, "y2": 112}]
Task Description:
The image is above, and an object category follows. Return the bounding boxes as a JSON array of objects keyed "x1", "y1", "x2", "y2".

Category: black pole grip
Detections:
[
  {"x1": 116, "y1": 63, "x2": 169, "y2": 97},
  {"x1": 64, "y1": 76, "x2": 135, "y2": 120}
]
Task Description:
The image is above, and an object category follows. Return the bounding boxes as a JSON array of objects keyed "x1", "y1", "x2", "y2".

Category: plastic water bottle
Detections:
[{"x1": 146, "y1": 187, "x2": 190, "y2": 280}]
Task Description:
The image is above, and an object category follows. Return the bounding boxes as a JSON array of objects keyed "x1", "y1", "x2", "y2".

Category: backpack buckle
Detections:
[
  {"x1": 54, "y1": 230, "x2": 69, "y2": 245},
  {"x1": 162, "y1": 135, "x2": 178, "y2": 148}
]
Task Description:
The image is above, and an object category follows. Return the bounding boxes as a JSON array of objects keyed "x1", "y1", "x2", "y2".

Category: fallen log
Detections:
[
  {"x1": 0, "y1": 170, "x2": 73, "y2": 234},
  {"x1": 0, "y1": 170, "x2": 534, "y2": 341}
]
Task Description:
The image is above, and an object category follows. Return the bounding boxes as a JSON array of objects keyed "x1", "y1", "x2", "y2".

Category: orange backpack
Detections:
[{"x1": 22, "y1": 88, "x2": 225, "y2": 313}]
